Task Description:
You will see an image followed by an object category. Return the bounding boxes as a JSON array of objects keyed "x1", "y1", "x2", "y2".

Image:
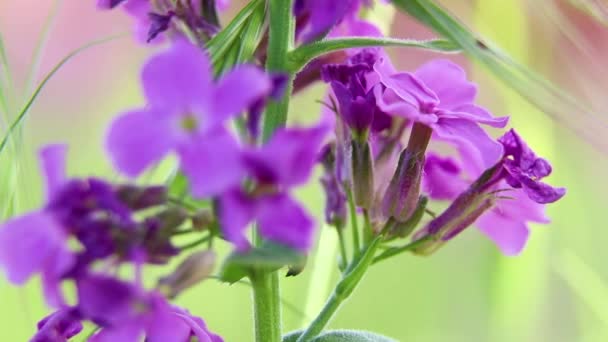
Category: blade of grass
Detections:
[
  {"x1": 392, "y1": 0, "x2": 608, "y2": 153},
  {"x1": 22, "y1": 0, "x2": 64, "y2": 100},
  {"x1": 0, "y1": 33, "x2": 128, "y2": 154}
]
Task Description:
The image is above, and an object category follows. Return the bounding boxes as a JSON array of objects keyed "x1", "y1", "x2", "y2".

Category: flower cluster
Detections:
[{"x1": 318, "y1": 48, "x2": 565, "y2": 255}]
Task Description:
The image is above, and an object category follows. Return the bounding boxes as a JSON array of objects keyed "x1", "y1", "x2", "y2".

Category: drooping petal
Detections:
[
  {"x1": 433, "y1": 118, "x2": 504, "y2": 170},
  {"x1": 106, "y1": 109, "x2": 175, "y2": 178},
  {"x1": 414, "y1": 59, "x2": 477, "y2": 110},
  {"x1": 0, "y1": 212, "x2": 72, "y2": 286},
  {"x1": 476, "y1": 210, "x2": 530, "y2": 256},
  {"x1": 177, "y1": 129, "x2": 244, "y2": 198},
  {"x1": 39, "y1": 144, "x2": 67, "y2": 201},
  {"x1": 212, "y1": 65, "x2": 271, "y2": 122},
  {"x1": 516, "y1": 176, "x2": 566, "y2": 204},
  {"x1": 218, "y1": 190, "x2": 256, "y2": 251},
  {"x1": 77, "y1": 275, "x2": 139, "y2": 326},
  {"x1": 142, "y1": 40, "x2": 213, "y2": 113},
  {"x1": 32, "y1": 308, "x2": 83, "y2": 342},
  {"x1": 257, "y1": 194, "x2": 315, "y2": 251}
]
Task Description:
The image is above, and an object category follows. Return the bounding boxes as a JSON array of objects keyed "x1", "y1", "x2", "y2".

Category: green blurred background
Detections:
[{"x1": 1, "y1": 0, "x2": 608, "y2": 341}]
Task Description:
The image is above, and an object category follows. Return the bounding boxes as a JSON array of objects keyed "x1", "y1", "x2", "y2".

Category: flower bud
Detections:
[
  {"x1": 191, "y1": 209, "x2": 215, "y2": 232},
  {"x1": 116, "y1": 184, "x2": 167, "y2": 211},
  {"x1": 411, "y1": 190, "x2": 494, "y2": 255},
  {"x1": 157, "y1": 250, "x2": 216, "y2": 299},
  {"x1": 351, "y1": 139, "x2": 374, "y2": 209},
  {"x1": 388, "y1": 196, "x2": 428, "y2": 239}
]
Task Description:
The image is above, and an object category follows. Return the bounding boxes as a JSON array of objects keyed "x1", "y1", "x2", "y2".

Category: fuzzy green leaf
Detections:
[{"x1": 283, "y1": 330, "x2": 397, "y2": 342}]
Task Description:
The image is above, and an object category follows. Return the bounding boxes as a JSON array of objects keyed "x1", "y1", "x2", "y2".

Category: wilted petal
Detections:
[
  {"x1": 476, "y1": 210, "x2": 530, "y2": 256},
  {"x1": 517, "y1": 176, "x2": 566, "y2": 204},
  {"x1": 177, "y1": 129, "x2": 244, "y2": 197},
  {"x1": 106, "y1": 109, "x2": 175, "y2": 178},
  {"x1": 213, "y1": 65, "x2": 271, "y2": 121},
  {"x1": 414, "y1": 59, "x2": 477, "y2": 110},
  {"x1": 257, "y1": 194, "x2": 315, "y2": 251},
  {"x1": 142, "y1": 40, "x2": 213, "y2": 113},
  {"x1": 39, "y1": 144, "x2": 67, "y2": 200}
]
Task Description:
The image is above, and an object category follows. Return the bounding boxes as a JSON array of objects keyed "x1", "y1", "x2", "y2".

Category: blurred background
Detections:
[{"x1": 1, "y1": 0, "x2": 608, "y2": 341}]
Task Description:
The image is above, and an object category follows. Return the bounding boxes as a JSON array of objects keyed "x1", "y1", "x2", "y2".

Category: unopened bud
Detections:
[
  {"x1": 351, "y1": 140, "x2": 374, "y2": 209},
  {"x1": 158, "y1": 250, "x2": 216, "y2": 299},
  {"x1": 388, "y1": 196, "x2": 428, "y2": 239},
  {"x1": 116, "y1": 184, "x2": 167, "y2": 210},
  {"x1": 411, "y1": 191, "x2": 494, "y2": 255},
  {"x1": 191, "y1": 209, "x2": 215, "y2": 232},
  {"x1": 382, "y1": 123, "x2": 431, "y2": 222}
]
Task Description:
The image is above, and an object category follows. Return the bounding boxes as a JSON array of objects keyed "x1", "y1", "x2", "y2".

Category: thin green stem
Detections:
[
  {"x1": 336, "y1": 228, "x2": 348, "y2": 271},
  {"x1": 261, "y1": 0, "x2": 295, "y2": 142},
  {"x1": 250, "y1": 270, "x2": 282, "y2": 342},
  {"x1": 362, "y1": 209, "x2": 373, "y2": 244},
  {"x1": 178, "y1": 235, "x2": 211, "y2": 250},
  {"x1": 372, "y1": 236, "x2": 432, "y2": 265},
  {"x1": 296, "y1": 236, "x2": 384, "y2": 342},
  {"x1": 345, "y1": 186, "x2": 361, "y2": 256}
]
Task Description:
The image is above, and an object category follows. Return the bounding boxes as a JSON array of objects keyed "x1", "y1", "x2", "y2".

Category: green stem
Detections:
[
  {"x1": 345, "y1": 186, "x2": 361, "y2": 256},
  {"x1": 261, "y1": 0, "x2": 295, "y2": 142},
  {"x1": 296, "y1": 236, "x2": 383, "y2": 342},
  {"x1": 251, "y1": 2, "x2": 295, "y2": 342},
  {"x1": 362, "y1": 209, "x2": 373, "y2": 243},
  {"x1": 372, "y1": 236, "x2": 432, "y2": 265},
  {"x1": 250, "y1": 270, "x2": 283, "y2": 342},
  {"x1": 336, "y1": 228, "x2": 348, "y2": 271}
]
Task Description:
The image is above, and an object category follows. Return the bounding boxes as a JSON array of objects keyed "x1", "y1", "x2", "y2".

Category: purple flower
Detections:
[
  {"x1": 219, "y1": 125, "x2": 328, "y2": 251},
  {"x1": 96, "y1": 0, "x2": 128, "y2": 10},
  {"x1": 295, "y1": 0, "x2": 373, "y2": 42},
  {"x1": 32, "y1": 308, "x2": 83, "y2": 342},
  {"x1": 0, "y1": 145, "x2": 74, "y2": 307},
  {"x1": 374, "y1": 58, "x2": 509, "y2": 169},
  {"x1": 418, "y1": 129, "x2": 564, "y2": 255},
  {"x1": 80, "y1": 275, "x2": 223, "y2": 342},
  {"x1": 106, "y1": 40, "x2": 272, "y2": 198},
  {"x1": 499, "y1": 129, "x2": 566, "y2": 203}
]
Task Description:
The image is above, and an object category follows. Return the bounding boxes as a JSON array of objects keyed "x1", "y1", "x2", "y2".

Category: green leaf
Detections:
[
  {"x1": 207, "y1": 0, "x2": 264, "y2": 75},
  {"x1": 220, "y1": 241, "x2": 306, "y2": 283},
  {"x1": 0, "y1": 33, "x2": 127, "y2": 155},
  {"x1": 391, "y1": 0, "x2": 608, "y2": 151},
  {"x1": 287, "y1": 37, "x2": 459, "y2": 72},
  {"x1": 283, "y1": 330, "x2": 396, "y2": 342}
]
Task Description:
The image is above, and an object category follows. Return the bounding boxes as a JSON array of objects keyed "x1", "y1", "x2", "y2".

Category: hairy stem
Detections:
[
  {"x1": 261, "y1": 0, "x2": 295, "y2": 142},
  {"x1": 252, "y1": 1, "x2": 295, "y2": 341}
]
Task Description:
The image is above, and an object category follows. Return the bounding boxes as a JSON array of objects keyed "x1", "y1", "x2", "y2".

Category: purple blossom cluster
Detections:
[
  {"x1": 319, "y1": 48, "x2": 565, "y2": 255},
  {"x1": 0, "y1": 1, "x2": 567, "y2": 341}
]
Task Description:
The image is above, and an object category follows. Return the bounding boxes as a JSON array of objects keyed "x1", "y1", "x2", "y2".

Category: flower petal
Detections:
[
  {"x1": 476, "y1": 210, "x2": 530, "y2": 256},
  {"x1": 142, "y1": 40, "x2": 213, "y2": 113},
  {"x1": 414, "y1": 59, "x2": 477, "y2": 109},
  {"x1": 218, "y1": 190, "x2": 255, "y2": 251},
  {"x1": 257, "y1": 194, "x2": 315, "y2": 251},
  {"x1": 433, "y1": 118, "x2": 504, "y2": 170},
  {"x1": 441, "y1": 104, "x2": 509, "y2": 128},
  {"x1": 177, "y1": 129, "x2": 244, "y2": 197},
  {"x1": 106, "y1": 109, "x2": 175, "y2": 178},
  {"x1": 212, "y1": 65, "x2": 271, "y2": 121},
  {"x1": 39, "y1": 144, "x2": 67, "y2": 201},
  {"x1": 0, "y1": 212, "x2": 72, "y2": 285}
]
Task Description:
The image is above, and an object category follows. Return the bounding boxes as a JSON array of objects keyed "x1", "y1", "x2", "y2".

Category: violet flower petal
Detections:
[
  {"x1": 106, "y1": 109, "x2": 175, "y2": 178},
  {"x1": 213, "y1": 65, "x2": 272, "y2": 121},
  {"x1": 257, "y1": 194, "x2": 315, "y2": 251},
  {"x1": 39, "y1": 144, "x2": 67, "y2": 201},
  {"x1": 413, "y1": 59, "x2": 477, "y2": 110},
  {"x1": 177, "y1": 129, "x2": 244, "y2": 198}
]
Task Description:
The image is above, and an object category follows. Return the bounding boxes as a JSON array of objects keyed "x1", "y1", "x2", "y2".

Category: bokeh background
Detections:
[{"x1": 1, "y1": 0, "x2": 608, "y2": 341}]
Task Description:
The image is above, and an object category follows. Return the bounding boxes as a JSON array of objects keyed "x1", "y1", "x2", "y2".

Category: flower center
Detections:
[{"x1": 180, "y1": 115, "x2": 198, "y2": 133}]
